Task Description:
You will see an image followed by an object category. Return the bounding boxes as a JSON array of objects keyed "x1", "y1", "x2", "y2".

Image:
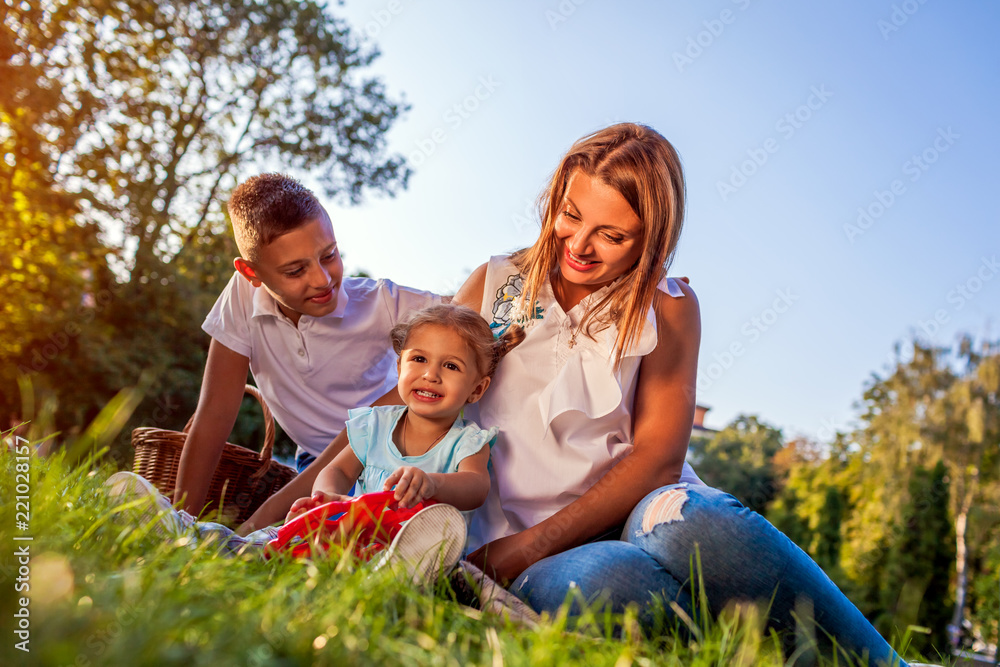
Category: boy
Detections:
[{"x1": 175, "y1": 173, "x2": 440, "y2": 530}]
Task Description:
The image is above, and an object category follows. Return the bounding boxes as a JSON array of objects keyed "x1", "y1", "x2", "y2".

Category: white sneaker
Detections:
[
  {"x1": 371, "y1": 504, "x2": 466, "y2": 586},
  {"x1": 105, "y1": 471, "x2": 194, "y2": 540}
]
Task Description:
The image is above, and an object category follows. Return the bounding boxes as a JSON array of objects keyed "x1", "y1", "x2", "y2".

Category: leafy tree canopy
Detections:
[
  {"x1": 2, "y1": 0, "x2": 410, "y2": 452},
  {"x1": 690, "y1": 414, "x2": 784, "y2": 514},
  {"x1": 4, "y1": 0, "x2": 410, "y2": 274}
]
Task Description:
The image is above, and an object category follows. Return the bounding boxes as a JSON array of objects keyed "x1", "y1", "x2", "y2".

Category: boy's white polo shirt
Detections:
[{"x1": 203, "y1": 272, "x2": 440, "y2": 457}]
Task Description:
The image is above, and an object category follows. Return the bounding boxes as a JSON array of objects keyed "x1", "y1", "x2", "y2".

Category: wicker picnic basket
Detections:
[{"x1": 130, "y1": 385, "x2": 296, "y2": 525}]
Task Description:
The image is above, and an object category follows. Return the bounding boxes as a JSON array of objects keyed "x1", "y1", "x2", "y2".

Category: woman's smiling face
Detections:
[{"x1": 553, "y1": 170, "x2": 644, "y2": 296}]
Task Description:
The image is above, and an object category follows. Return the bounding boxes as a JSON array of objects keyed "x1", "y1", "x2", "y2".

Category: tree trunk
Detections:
[{"x1": 949, "y1": 505, "x2": 967, "y2": 651}]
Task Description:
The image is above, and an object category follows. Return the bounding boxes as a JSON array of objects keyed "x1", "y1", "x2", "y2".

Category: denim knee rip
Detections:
[{"x1": 639, "y1": 485, "x2": 689, "y2": 535}]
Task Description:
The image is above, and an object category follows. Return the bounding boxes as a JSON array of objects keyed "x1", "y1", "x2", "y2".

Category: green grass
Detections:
[{"x1": 0, "y1": 444, "x2": 936, "y2": 667}]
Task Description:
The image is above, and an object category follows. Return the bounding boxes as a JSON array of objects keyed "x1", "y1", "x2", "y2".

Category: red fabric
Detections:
[{"x1": 264, "y1": 491, "x2": 435, "y2": 560}]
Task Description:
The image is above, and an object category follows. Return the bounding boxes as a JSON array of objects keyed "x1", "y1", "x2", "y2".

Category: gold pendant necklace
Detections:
[{"x1": 401, "y1": 412, "x2": 449, "y2": 456}]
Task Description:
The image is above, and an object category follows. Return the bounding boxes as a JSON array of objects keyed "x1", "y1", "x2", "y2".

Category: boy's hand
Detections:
[
  {"x1": 384, "y1": 467, "x2": 437, "y2": 509},
  {"x1": 284, "y1": 490, "x2": 349, "y2": 524}
]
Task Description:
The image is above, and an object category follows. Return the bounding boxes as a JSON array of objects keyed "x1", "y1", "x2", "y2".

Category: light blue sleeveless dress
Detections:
[{"x1": 346, "y1": 405, "x2": 498, "y2": 494}]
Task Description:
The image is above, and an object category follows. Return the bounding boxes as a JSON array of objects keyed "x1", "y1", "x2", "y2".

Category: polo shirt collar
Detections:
[
  {"x1": 250, "y1": 282, "x2": 350, "y2": 320},
  {"x1": 328, "y1": 282, "x2": 349, "y2": 318}
]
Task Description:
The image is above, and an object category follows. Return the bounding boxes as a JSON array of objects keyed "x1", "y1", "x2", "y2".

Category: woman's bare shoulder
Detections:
[
  {"x1": 653, "y1": 277, "x2": 700, "y2": 330},
  {"x1": 639, "y1": 277, "x2": 701, "y2": 377}
]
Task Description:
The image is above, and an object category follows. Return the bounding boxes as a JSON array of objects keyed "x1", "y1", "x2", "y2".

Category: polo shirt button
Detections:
[{"x1": 298, "y1": 349, "x2": 305, "y2": 357}]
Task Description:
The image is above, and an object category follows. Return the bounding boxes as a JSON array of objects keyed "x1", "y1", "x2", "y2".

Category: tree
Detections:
[
  {"x1": 767, "y1": 436, "x2": 855, "y2": 591},
  {"x1": 939, "y1": 339, "x2": 1000, "y2": 646},
  {"x1": 3, "y1": 0, "x2": 411, "y2": 455},
  {"x1": 0, "y1": 137, "x2": 107, "y2": 375},
  {"x1": 5, "y1": 0, "x2": 409, "y2": 274},
  {"x1": 1, "y1": 3, "x2": 109, "y2": 378},
  {"x1": 968, "y1": 524, "x2": 999, "y2": 656},
  {"x1": 841, "y1": 337, "x2": 1000, "y2": 650},
  {"x1": 880, "y1": 461, "x2": 955, "y2": 654},
  {"x1": 814, "y1": 486, "x2": 845, "y2": 573},
  {"x1": 692, "y1": 414, "x2": 784, "y2": 514}
]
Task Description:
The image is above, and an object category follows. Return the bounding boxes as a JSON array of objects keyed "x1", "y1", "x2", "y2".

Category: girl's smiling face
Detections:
[
  {"x1": 553, "y1": 170, "x2": 644, "y2": 301},
  {"x1": 396, "y1": 324, "x2": 491, "y2": 423}
]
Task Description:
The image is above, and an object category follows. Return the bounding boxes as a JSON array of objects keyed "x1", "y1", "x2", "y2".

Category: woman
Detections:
[{"x1": 451, "y1": 123, "x2": 906, "y2": 666}]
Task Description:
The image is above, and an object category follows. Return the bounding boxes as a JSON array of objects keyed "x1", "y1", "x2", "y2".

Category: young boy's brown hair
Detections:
[{"x1": 228, "y1": 173, "x2": 325, "y2": 262}]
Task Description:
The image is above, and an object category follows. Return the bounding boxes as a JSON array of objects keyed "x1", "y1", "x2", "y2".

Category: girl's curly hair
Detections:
[{"x1": 390, "y1": 304, "x2": 524, "y2": 378}]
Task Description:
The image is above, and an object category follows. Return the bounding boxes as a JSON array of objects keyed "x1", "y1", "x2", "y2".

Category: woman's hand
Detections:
[
  {"x1": 384, "y1": 466, "x2": 438, "y2": 508},
  {"x1": 284, "y1": 490, "x2": 349, "y2": 524},
  {"x1": 467, "y1": 532, "x2": 539, "y2": 585}
]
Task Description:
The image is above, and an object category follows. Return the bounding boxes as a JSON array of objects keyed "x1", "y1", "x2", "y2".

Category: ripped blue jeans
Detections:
[{"x1": 511, "y1": 484, "x2": 906, "y2": 667}]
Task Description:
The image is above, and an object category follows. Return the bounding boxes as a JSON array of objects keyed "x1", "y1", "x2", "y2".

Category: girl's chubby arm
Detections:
[
  {"x1": 384, "y1": 446, "x2": 491, "y2": 510},
  {"x1": 283, "y1": 445, "x2": 364, "y2": 523},
  {"x1": 467, "y1": 278, "x2": 702, "y2": 583},
  {"x1": 237, "y1": 387, "x2": 404, "y2": 534}
]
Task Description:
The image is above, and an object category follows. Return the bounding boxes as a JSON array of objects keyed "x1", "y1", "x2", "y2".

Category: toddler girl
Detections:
[
  {"x1": 107, "y1": 304, "x2": 522, "y2": 580},
  {"x1": 288, "y1": 303, "x2": 523, "y2": 517}
]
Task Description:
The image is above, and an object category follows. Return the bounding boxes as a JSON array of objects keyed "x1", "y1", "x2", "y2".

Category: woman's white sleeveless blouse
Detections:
[{"x1": 467, "y1": 255, "x2": 703, "y2": 550}]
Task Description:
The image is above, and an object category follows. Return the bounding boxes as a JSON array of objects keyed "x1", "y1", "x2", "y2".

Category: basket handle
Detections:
[{"x1": 182, "y1": 385, "x2": 277, "y2": 470}]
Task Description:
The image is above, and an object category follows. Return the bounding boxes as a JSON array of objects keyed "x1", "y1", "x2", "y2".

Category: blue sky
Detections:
[{"x1": 314, "y1": 0, "x2": 999, "y2": 441}]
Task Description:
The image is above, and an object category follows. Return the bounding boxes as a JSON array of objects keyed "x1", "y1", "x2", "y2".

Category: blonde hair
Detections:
[
  {"x1": 390, "y1": 304, "x2": 524, "y2": 379},
  {"x1": 512, "y1": 123, "x2": 685, "y2": 366}
]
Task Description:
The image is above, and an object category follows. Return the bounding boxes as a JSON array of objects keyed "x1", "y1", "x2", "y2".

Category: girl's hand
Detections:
[
  {"x1": 384, "y1": 466, "x2": 437, "y2": 509},
  {"x1": 284, "y1": 490, "x2": 349, "y2": 524}
]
